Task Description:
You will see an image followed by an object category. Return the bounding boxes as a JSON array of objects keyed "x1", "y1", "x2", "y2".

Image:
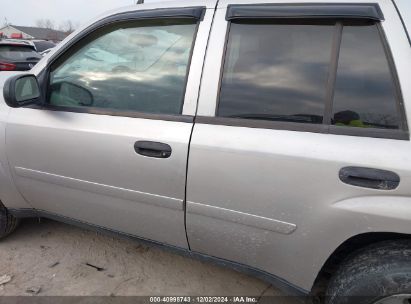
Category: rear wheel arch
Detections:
[{"x1": 312, "y1": 232, "x2": 411, "y2": 297}]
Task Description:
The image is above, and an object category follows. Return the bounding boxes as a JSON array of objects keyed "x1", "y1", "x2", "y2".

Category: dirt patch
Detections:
[{"x1": 0, "y1": 218, "x2": 284, "y2": 297}]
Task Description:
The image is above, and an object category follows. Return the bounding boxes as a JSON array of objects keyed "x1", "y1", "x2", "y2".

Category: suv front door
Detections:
[{"x1": 6, "y1": 4, "x2": 214, "y2": 248}]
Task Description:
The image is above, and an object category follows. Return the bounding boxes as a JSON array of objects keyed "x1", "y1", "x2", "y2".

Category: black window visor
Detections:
[{"x1": 226, "y1": 3, "x2": 384, "y2": 21}]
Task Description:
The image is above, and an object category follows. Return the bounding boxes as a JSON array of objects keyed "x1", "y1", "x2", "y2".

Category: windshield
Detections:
[{"x1": 0, "y1": 45, "x2": 41, "y2": 61}]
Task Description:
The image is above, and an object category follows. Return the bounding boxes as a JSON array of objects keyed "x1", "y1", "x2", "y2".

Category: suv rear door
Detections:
[
  {"x1": 6, "y1": 2, "x2": 215, "y2": 248},
  {"x1": 186, "y1": 0, "x2": 411, "y2": 291}
]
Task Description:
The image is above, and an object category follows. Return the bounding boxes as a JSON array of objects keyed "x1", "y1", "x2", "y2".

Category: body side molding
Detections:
[
  {"x1": 14, "y1": 167, "x2": 183, "y2": 211},
  {"x1": 187, "y1": 201, "x2": 297, "y2": 234}
]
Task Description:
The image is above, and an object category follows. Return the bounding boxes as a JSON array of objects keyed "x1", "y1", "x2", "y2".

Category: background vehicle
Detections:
[
  {"x1": 0, "y1": 40, "x2": 41, "y2": 71},
  {"x1": 0, "y1": 1, "x2": 410, "y2": 303},
  {"x1": 32, "y1": 40, "x2": 56, "y2": 53},
  {"x1": 40, "y1": 48, "x2": 54, "y2": 56}
]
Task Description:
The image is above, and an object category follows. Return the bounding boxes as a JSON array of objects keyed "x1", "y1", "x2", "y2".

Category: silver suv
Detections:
[{"x1": 0, "y1": 0, "x2": 410, "y2": 303}]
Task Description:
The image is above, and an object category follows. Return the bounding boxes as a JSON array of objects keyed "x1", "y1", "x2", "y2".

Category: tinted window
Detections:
[
  {"x1": 33, "y1": 41, "x2": 56, "y2": 52},
  {"x1": 0, "y1": 45, "x2": 41, "y2": 61},
  {"x1": 49, "y1": 19, "x2": 197, "y2": 115},
  {"x1": 218, "y1": 22, "x2": 334, "y2": 124},
  {"x1": 332, "y1": 23, "x2": 400, "y2": 129}
]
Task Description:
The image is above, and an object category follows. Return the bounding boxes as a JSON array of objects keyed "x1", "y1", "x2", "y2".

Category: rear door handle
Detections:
[
  {"x1": 134, "y1": 141, "x2": 172, "y2": 159},
  {"x1": 339, "y1": 166, "x2": 400, "y2": 190}
]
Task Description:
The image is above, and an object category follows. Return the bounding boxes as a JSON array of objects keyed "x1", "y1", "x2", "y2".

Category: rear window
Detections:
[
  {"x1": 0, "y1": 45, "x2": 41, "y2": 61},
  {"x1": 34, "y1": 41, "x2": 56, "y2": 52}
]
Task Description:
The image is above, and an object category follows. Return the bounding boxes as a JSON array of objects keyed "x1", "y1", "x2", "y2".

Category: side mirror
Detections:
[{"x1": 3, "y1": 74, "x2": 41, "y2": 108}]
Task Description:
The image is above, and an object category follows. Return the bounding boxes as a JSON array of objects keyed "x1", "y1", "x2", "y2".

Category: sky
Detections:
[
  {"x1": 396, "y1": 0, "x2": 411, "y2": 35},
  {"x1": 0, "y1": 0, "x2": 136, "y2": 29}
]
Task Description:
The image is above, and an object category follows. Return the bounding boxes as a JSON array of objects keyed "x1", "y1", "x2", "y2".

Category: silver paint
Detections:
[
  {"x1": 0, "y1": 0, "x2": 409, "y2": 295},
  {"x1": 188, "y1": 0, "x2": 411, "y2": 292},
  {"x1": 187, "y1": 201, "x2": 297, "y2": 234},
  {"x1": 15, "y1": 167, "x2": 184, "y2": 211}
]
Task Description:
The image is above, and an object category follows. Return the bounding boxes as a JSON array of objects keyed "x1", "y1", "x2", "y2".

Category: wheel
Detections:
[
  {"x1": 325, "y1": 240, "x2": 411, "y2": 304},
  {"x1": 0, "y1": 202, "x2": 19, "y2": 239}
]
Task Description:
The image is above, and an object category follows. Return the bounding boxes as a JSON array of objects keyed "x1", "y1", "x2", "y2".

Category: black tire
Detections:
[
  {"x1": 325, "y1": 240, "x2": 411, "y2": 304},
  {"x1": 0, "y1": 203, "x2": 19, "y2": 239}
]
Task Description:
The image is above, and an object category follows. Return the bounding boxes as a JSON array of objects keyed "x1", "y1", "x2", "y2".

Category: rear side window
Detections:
[
  {"x1": 332, "y1": 24, "x2": 400, "y2": 129},
  {"x1": 219, "y1": 21, "x2": 334, "y2": 124},
  {"x1": 0, "y1": 45, "x2": 40, "y2": 61},
  {"x1": 217, "y1": 20, "x2": 406, "y2": 138}
]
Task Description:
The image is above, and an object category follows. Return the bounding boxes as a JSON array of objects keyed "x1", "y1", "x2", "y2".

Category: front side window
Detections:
[
  {"x1": 49, "y1": 19, "x2": 197, "y2": 115},
  {"x1": 217, "y1": 19, "x2": 405, "y2": 136}
]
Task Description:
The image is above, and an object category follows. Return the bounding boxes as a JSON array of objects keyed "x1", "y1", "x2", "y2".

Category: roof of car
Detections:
[
  {"x1": 55, "y1": 0, "x2": 215, "y2": 43},
  {"x1": 99, "y1": 0, "x2": 216, "y2": 17}
]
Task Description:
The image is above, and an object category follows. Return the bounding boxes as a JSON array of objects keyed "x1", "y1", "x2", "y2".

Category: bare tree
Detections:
[
  {"x1": 2, "y1": 18, "x2": 9, "y2": 27},
  {"x1": 58, "y1": 20, "x2": 77, "y2": 34},
  {"x1": 35, "y1": 19, "x2": 55, "y2": 30}
]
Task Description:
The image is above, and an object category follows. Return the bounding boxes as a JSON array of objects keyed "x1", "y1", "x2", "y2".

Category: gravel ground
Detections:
[{"x1": 0, "y1": 218, "x2": 293, "y2": 301}]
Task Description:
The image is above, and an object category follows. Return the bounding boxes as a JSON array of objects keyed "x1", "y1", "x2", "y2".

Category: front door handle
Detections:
[
  {"x1": 339, "y1": 166, "x2": 400, "y2": 190},
  {"x1": 134, "y1": 141, "x2": 172, "y2": 158}
]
